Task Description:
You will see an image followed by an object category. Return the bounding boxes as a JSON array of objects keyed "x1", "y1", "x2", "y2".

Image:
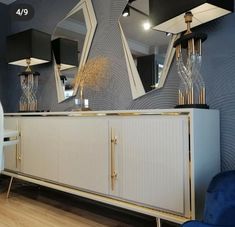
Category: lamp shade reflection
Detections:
[
  {"x1": 52, "y1": 38, "x2": 78, "y2": 99},
  {"x1": 52, "y1": 38, "x2": 78, "y2": 70}
]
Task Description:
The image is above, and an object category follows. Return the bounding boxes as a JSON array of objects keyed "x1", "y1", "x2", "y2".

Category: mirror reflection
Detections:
[
  {"x1": 52, "y1": 8, "x2": 87, "y2": 101},
  {"x1": 120, "y1": 0, "x2": 171, "y2": 93},
  {"x1": 52, "y1": 0, "x2": 97, "y2": 103}
]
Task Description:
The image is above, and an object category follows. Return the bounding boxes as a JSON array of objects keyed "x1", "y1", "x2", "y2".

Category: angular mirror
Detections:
[
  {"x1": 119, "y1": 0, "x2": 178, "y2": 99},
  {"x1": 52, "y1": 0, "x2": 97, "y2": 103}
]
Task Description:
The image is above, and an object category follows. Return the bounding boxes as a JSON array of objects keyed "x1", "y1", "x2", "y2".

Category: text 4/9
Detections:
[{"x1": 16, "y1": 8, "x2": 29, "y2": 16}]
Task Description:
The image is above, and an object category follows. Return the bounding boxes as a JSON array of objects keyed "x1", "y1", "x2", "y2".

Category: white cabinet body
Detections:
[{"x1": 3, "y1": 109, "x2": 220, "y2": 223}]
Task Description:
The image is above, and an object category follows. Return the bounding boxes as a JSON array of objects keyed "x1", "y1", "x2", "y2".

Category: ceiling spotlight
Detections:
[
  {"x1": 143, "y1": 21, "x2": 151, "y2": 30},
  {"x1": 122, "y1": 5, "x2": 130, "y2": 17}
]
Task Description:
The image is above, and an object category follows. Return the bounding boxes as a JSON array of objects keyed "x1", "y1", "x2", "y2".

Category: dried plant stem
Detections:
[{"x1": 74, "y1": 56, "x2": 109, "y2": 93}]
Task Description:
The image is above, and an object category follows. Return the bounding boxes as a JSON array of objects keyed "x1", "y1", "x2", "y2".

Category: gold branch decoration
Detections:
[{"x1": 73, "y1": 56, "x2": 109, "y2": 93}]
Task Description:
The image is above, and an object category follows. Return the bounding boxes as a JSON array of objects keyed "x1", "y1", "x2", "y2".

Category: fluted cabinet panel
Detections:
[{"x1": 110, "y1": 116, "x2": 190, "y2": 216}]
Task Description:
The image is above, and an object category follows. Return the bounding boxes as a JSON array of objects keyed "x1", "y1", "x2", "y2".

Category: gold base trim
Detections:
[{"x1": 2, "y1": 170, "x2": 190, "y2": 224}]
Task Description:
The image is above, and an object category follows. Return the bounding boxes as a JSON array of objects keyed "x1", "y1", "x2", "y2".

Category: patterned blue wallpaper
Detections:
[
  {"x1": 0, "y1": 3, "x2": 10, "y2": 109},
  {"x1": 2, "y1": 0, "x2": 235, "y2": 170}
]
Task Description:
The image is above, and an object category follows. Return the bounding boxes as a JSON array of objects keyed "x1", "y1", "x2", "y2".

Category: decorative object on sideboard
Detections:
[
  {"x1": 6, "y1": 29, "x2": 51, "y2": 112},
  {"x1": 73, "y1": 57, "x2": 109, "y2": 111},
  {"x1": 149, "y1": 0, "x2": 233, "y2": 108},
  {"x1": 173, "y1": 12, "x2": 208, "y2": 109},
  {"x1": 52, "y1": 38, "x2": 78, "y2": 99},
  {"x1": 72, "y1": 98, "x2": 89, "y2": 111},
  {"x1": 18, "y1": 63, "x2": 40, "y2": 112}
]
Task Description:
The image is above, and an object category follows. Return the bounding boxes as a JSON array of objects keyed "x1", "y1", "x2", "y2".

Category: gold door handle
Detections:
[
  {"x1": 111, "y1": 171, "x2": 117, "y2": 191},
  {"x1": 16, "y1": 143, "x2": 18, "y2": 169},
  {"x1": 16, "y1": 131, "x2": 21, "y2": 169},
  {"x1": 111, "y1": 128, "x2": 118, "y2": 191}
]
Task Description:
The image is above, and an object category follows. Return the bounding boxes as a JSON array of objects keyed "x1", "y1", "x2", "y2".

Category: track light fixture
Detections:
[
  {"x1": 166, "y1": 32, "x2": 172, "y2": 37},
  {"x1": 122, "y1": 0, "x2": 137, "y2": 17},
  {"x1": 122, "y1": 5, "x2": 130, "y2": 17}
]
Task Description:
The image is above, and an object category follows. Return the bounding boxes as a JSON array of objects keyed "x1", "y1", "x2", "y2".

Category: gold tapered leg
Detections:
[
  {"x1": 6, "y1": 176, "x2": 14, "y2": 199},
  {"x1": 156, "y1": 218, "x2": 161, "y2": 227}
]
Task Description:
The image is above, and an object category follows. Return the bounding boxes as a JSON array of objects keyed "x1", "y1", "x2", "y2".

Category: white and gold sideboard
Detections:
[{"x1": 2, "y1": 109, "x2": 220, "y2": 226}]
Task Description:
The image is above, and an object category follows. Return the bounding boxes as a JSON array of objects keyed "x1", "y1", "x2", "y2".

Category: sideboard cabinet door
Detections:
[
  {"x1": 58, "y1": 117, "x2": 109, "y2": 195},
  {"x1": 110, "y1": 115, "x2": 190, "y2": 217},
  {"x1": 19, "y1": 117, "x2": 109, "y2": 195},
  {"x1": 20, "y1": 117, "x2": 59, "y2": 182},
  {"x1": 4, "y1": 117, "x2": 20, "y2": 172}
]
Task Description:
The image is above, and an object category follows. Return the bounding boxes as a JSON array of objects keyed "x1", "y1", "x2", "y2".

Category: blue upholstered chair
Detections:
[{"x1": 182, "y1": 170, "x2": 235, "y2": 227}]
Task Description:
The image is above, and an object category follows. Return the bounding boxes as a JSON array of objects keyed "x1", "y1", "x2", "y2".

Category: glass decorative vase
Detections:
[
  {"x1": 72, "y1": 86, "x2": 89, "y2": 111},
  {"x1": 19, "y1": 71, "x2": 39, "y2": 112}
]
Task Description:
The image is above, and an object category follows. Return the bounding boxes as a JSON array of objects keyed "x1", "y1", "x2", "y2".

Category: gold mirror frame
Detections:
[{"x1": 53, "y1": 0, "x2": 97, "y2": 103}]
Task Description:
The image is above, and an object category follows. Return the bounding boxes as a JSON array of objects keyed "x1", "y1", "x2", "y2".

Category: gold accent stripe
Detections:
[{"x1": 5, "y1": 111, "x2": 192, "y2": 117}]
